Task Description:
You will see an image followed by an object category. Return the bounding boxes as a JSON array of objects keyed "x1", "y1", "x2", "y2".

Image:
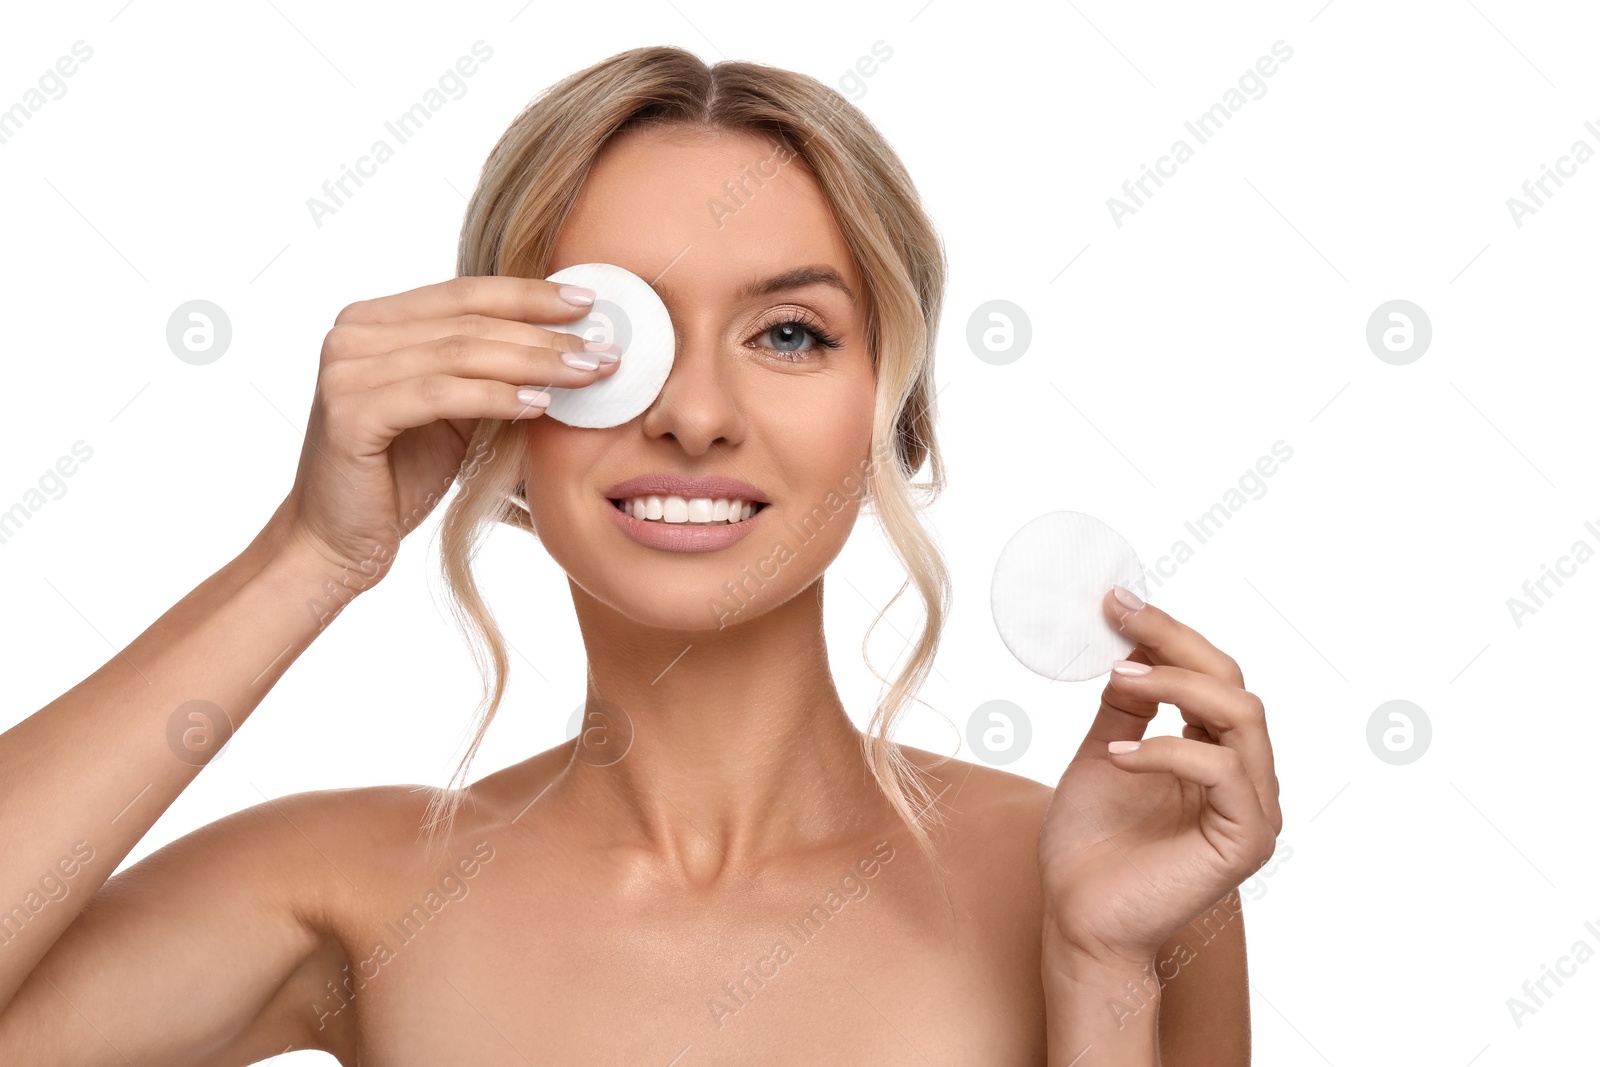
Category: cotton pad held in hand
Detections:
[
  {"x1": 991, "y1": 511, "x2": 1147, "y2": 682},
  {"x1": 530, "y1": 262, "x2": 674, "y2": 428}
]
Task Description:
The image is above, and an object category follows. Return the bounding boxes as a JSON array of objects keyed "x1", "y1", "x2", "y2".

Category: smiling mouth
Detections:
[{"x1": 610, "y1": 496, "x2": 768, "y2": 525}]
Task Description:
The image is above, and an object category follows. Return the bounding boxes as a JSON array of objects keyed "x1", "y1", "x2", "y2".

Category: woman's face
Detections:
[{"x1": 522, "y1": 124, "x2": 877, "y2": 631}]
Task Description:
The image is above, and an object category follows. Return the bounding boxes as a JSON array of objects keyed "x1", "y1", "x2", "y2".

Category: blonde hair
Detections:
[{"x1": 426, "y1": 46, "x2": 953, "y2": 878}]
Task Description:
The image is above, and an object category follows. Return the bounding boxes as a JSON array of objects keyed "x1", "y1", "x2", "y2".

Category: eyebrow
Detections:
[{"x1": 652, "y1": 264, "x2": 857, "y2": 307}]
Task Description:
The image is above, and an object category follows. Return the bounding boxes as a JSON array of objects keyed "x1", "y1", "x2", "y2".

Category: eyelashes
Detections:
[{"x1": 751, "y1": 310, "x2": 844, "y2": 362}]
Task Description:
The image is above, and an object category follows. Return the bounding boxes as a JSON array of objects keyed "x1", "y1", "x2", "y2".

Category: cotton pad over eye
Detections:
[
  {"x1": 530, "y1": 262, "x2": 675, "y2": 428},
  {"x1": 990, "y1": 511, "x2": 1148, "y2": 682}
]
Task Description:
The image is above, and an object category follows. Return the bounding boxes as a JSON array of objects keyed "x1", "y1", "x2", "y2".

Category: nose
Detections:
[{"x1": 637, "y1": 321, "x2": 744, "y2": 455}]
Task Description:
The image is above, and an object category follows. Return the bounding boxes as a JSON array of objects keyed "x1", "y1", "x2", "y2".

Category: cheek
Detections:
[
  {"x1": 521, "y1": 421, "x2": 613, "y2": 526},
  {"x1": 775, "y1": 375, "x2": 876, "y2": 518},
  {"x1": 524, "y1": 419, "x2": 607, "y2": 477},
  {"x1": 800, "y1": 372, "x2": 876, "y2": 468}
]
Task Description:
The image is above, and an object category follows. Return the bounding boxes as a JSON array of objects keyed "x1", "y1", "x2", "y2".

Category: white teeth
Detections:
[{"x1": 620, "y1": 495, "x2": 760, "y2": 524}]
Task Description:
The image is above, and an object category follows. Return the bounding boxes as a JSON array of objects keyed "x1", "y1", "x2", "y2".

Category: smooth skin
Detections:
[{"x1": 0, "y1": 125, "x2": 1280, "y2": 1065}]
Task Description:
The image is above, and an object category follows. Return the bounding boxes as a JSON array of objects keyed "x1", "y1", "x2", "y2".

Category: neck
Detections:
[{"x1": 557, "y1": 576, "x2": 888, "y2": 882}]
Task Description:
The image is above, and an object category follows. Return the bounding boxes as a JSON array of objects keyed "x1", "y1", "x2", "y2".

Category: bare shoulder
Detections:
[
  {"x1": 275, "y1": 736, "x2": 576, "y2": 851},
  {"x1": 250, "y1": 743, "x2": 572, "y2": 879},
  {"x1": 0, "y1": 780, "x2": 481, "y2": 1065},
  {"x1": 245, "y1": 781, "x2": 454, "y2": 871},
  {"x1": 892, "y1": 743, "x2": 1054, "y2": 886},
  {"x1": 886, "y1": 745, "x2": 1053, "y2": 982},
  {"x1": 92, "y1": 781, "x2": 454, "y2": 922},
  {"x1": 454, "y1": 737, "x2": 577, "y2": 822},
  {"x1": 897, "y1": 742, "x2": 1055, "y2": 829}
]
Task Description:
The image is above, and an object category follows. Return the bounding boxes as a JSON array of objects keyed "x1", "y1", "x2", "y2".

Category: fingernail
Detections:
[
  {"x1": 561, "y1": 352, "x2": 600, "y2": 371},
  {"x1": 559, "y1": 285, "x2": 596, "y2": 306},
  {"x1": 1111, "y1": 659, "x2": 1151, "y2": 676},
  {"x1": 1112, "y1": 585, "x2": 1145, "y2": 613},
  {"x1": 516, "y1": 386, "x2": 551, "y2": 406},
  {"x1": 584, "y1": 341, "x2": 622, "y2": 363},
  {"x1": 1108, "y1": 740, "x2": 1141, "y2": 754}
]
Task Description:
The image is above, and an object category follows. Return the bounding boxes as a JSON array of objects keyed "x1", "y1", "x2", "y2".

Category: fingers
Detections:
[
  {"x1": 319, "y1": 281, "x2": 627, "y2": 425},
  {"x1": 1092, "y1": 588, "x2": 1284, "y2": 836},
  {"x1": 1108, "y1": 662, "x2": 1281, "y2": 830},
  {"x1": 1102, "y1": 586, "x2": 1245, "y2": 688},
  {"x1": 342, "y1": 374, "x2": 564, "y2": 440},
  {"x1": 327, "y1": 330, "x2": 620, "y2": 399},
  {"x1": 1106, "y1": 736, "x2": 1279, "y2": 861},
  {"x1": 322, "y1": 314, "x2": 604, "y2": 371},
  {"x1": 333, "y1": 274, "x2": 599, "y2": 329},
  {"x1": 1078, "y1": 647, "x2": 1160, "y2": 752}
]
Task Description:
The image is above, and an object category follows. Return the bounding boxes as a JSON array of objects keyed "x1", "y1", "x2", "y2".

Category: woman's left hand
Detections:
[{"x1": 1036, "y1": 586, "x2": 1284, "y2": 969}]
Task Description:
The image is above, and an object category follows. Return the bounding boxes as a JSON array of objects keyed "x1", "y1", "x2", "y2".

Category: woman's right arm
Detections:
[
  {"x1": 0, "y1": 519, "x2": 378, "y2": 1051},
  {"x1": 0, "y1": 508, "x2": 354, "y2": 989},
  {"x1": 0, "y1": 275, "x2": 616, "y2": 1061}
]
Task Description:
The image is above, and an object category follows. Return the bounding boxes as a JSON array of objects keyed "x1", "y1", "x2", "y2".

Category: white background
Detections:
[{"x1": 3, "y1": 1, "x2": 1597, "y2": 1062}]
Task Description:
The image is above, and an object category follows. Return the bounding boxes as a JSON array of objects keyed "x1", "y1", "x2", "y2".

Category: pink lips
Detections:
[
  {"x1": 603, "y1": 473, "x2": 769, "y2": 505},
  {"x1": 606, "y1": 494, "x2": 767, "y2": 553}
]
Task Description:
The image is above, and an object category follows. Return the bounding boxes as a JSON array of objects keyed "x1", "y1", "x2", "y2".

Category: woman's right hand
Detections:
[
  {"x1": 274, "y1": 274, "x2": 619, "y2": 592},
  {"x1": 0, "y1": 280, "x2": 622, "y2": 1055}
]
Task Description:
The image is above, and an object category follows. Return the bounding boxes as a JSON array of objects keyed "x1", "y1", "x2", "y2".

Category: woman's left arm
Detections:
[
  {"x1": 1037, "y1": 587, "x2": 1281, "y2": 1066},
  {"x1": 1153, "y1": 889, "x2": 1250, "y2": 1064}
]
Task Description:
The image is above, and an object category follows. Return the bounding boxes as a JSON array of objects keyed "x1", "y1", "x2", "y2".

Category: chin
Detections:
[{"x1": 571, "y1": 549, "x2": 827, "y2": 635}]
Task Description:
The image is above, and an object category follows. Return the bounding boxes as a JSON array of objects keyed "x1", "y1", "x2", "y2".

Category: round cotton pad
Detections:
[
  {"x1": 530, "y1": 262, "x2": 675, "y2": 428},
  {"x1": 990, "y1": 511, "x2": 1148, "y2": 682}
]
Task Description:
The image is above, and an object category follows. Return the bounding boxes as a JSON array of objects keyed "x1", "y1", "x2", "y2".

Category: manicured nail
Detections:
[
  {"x1": 516, "y1": 386, "x2": 551, "y2": 406},
  {"x1": 1108, "y1": 740, "x2": 1141, "y2": 754},
  {"x1": 1112, "y1": 585, "x2": 1145, "y2": 613},
  {"x1": 558, "y1": 285, "x2": 596, "y2": 306},
  {"x1": 584, "y1": 341, "x2": 622, "y2": 363},
  {"x1": 1111, "y1": 659, "x2": 1151, "y2": 676},
  {"x1": 561, "y1": 352, "x2": 600, "y2": 371}
]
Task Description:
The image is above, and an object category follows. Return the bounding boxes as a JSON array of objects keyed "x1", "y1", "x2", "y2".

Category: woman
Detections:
[{"x1": 0, "y1": 46, "x2": 1281, "y2": 1064}]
